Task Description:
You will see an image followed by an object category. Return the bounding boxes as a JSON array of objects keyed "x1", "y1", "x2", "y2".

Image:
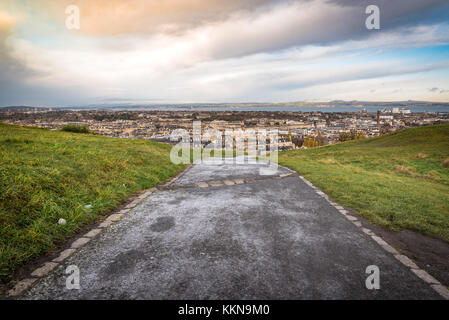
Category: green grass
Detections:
[
  {"x1": 0, "y1": 123, "x2": 185, "y2": 283},
  {"x1": 279, "y1": 124, "x2": 449, "y2": 242}
]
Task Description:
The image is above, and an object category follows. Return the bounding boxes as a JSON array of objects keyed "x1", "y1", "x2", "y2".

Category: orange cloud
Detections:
[
  {"x1": 30, "y1": 0, "x2": 271, "y2": 36},
  {"x1": 0, "y1": 10, "x2": 18, "y2": 34}
]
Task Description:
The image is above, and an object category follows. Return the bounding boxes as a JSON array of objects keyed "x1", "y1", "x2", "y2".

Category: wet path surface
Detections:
[{"x1": 23, "y1": 158, "x2": 441, "y2": 299}]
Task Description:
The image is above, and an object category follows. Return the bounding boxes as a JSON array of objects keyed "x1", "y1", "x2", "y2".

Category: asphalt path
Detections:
[{"x1": 23, "y1": 157, "x2": 441, "y2": 299}]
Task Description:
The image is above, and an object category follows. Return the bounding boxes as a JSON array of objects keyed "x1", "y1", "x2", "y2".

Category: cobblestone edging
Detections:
[
  {"x1": 295, "y1": 173, "x2": 449, "y2": 300},
  {"x1": 191, "y1": 172, "x2": 296, "y2": 189},
  {"x1": 8, "y1": 164, "x2": 290, "y2": 297},
  {"x1": 154, "y1": 172, "x2": 296, "y2": 191},
  {"x1": 7, "y1": 165, "x2": 193, "y2": 298}
]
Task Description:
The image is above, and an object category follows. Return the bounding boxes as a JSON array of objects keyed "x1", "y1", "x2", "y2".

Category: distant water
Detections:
[{"x1": 89, "y1": 105, "x2": 449, "y2": 113}]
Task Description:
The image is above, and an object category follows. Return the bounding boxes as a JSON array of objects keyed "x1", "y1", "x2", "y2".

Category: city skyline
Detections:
[{"x1": 1, "y1": 0, "x2": 449, "y2": 106}]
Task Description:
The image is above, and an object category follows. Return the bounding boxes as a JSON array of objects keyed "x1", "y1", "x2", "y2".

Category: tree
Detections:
[
  {"x1": 316, "y1": 131, "x2": 327, "y2": 146},
  {"x1": 338, "y1": 130, "x2": 367, "y2": 142},
  {"x1": 292, "y1": 137, "x2": 304, "y2": 148},
  {"x1": 302, "y1": 136, "x2": 319, "y2": 148}
]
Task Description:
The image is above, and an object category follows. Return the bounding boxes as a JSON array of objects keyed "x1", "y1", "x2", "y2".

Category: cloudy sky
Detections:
[{"x1": 1, "y1": 0, "x2": 449, "y2": 106}]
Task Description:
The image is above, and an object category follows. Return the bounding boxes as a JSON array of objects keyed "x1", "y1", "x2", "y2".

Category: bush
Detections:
[
  {"x1": 61, "y1": 124, "x2": 92, "y2": 134},
  {"x1": 292, "y1": 137, "x2": 304, "y2": 147},
  {"x1": 2, "y1": 137, "x2": 33, "y2": 144},
  {"x1": 302, "y1": 136, "x2": 319, "y2": 148},
  {"x1": 338, "y1": 130, "x2": 367, "y2": 142},
  {"x1": 302, "y1": 132, "x2": 327, "y2": 148}
]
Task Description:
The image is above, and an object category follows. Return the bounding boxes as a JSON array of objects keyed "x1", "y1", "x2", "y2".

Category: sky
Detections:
[{"x1": 1, "y1": 0, "x2": 449, "y2": 106}]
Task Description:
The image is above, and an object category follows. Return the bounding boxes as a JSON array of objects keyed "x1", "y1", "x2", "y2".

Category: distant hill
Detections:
[
  {"x1": 2, "y1": 100, "x2": 448, "y2": 111},
  {"x1": 0, "y1": 106, "x2": 51, "y2": 111},
  {"x1": 279, "y1": 124, "x2": 449, "y2": 242}
]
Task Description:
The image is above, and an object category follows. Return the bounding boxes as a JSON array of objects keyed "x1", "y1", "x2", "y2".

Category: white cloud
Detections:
[{"x1": 2, "y1": 0, "x2": 449, "y2": 104}]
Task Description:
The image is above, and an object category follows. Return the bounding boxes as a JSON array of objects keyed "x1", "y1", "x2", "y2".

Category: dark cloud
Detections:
[
  {"x1": 334, "y1": 0, "x2": 449, "y2": 29},
  {"x1": 428, "y1": 87, "x2": 449, "y2": 94},
  {"x1": 196, "y1": 0, "x2": 449, "y2": 61},
  {"x1": 0, "y1": 24, "x2": 41, "y2": 105},
  {"x1": 0, "y1": 33, "x2": 91, "y2": 106}
]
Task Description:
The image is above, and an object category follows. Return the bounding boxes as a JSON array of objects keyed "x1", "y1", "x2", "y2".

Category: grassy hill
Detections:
[
  {"x1": 0, "y1": 123, "x2": 185, "y2": 283},
  {"x1": 279, "y1": 124, "x2": 449, "y2": 242}
]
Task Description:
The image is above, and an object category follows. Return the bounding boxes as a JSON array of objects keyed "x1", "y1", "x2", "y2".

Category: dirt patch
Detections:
[
  {"x1": 355, "y1": 214, "x2": 449, "y2": 287},
  {"x1": 442, "y1": 158, "x2": 449, "y2": 168}
]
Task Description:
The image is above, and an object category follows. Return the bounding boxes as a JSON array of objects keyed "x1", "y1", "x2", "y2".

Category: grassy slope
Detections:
[
  {"x1": 279, "y1": 124, "x2": 449, "y2": 242},
  {"x1": 0, "y1": 123, "x2": 185, "y2": 283}
]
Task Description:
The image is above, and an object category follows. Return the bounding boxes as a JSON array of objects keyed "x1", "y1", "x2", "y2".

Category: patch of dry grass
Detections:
[
  {"x1": 442, "y1": 158, "x2": 449, "y2": 168},
  {"x1": 318, "y1": 158, "x2": 338, "y2": 164},
  {"x1": 394, "y1": 165, "x2": 414, "y2": 175},
  {"x1": 417, "y1": 153, "x2": 428, "y2": 159}
]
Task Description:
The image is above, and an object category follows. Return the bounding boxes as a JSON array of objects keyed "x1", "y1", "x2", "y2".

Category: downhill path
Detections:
[{"x1": 23, "y1": 157, "x2": 441, "y2": 299}]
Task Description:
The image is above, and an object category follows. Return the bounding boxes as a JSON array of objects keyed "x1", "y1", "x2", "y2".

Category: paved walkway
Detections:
[{"x1": 23, "y1": 157, "x2": 442, "y2": 299}]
